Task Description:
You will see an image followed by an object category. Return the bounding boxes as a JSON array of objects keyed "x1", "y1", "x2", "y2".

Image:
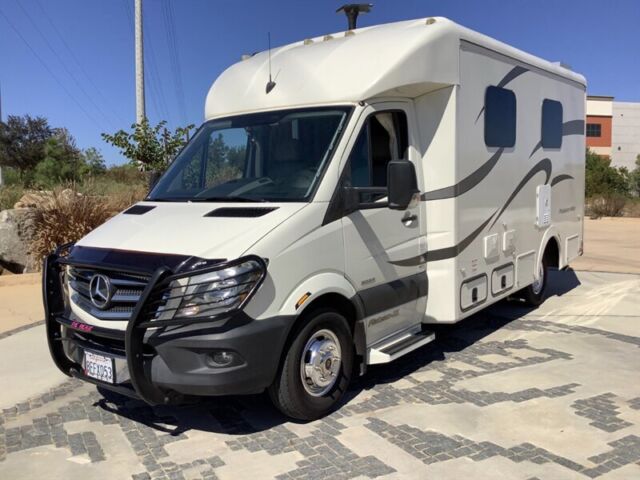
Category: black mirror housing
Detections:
[{"x1": 387, "y1": 160, "x2": 419, "y2": 210}]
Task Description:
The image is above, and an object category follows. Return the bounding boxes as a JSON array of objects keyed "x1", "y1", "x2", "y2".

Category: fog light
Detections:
[{"x1": 208, "y1": 351, "x2": 236, "y2": 367}]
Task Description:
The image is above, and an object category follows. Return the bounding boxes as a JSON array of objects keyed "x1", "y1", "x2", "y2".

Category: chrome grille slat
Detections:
[{"x1": 68, "y1": 267, "x2": 150, "y2": 321}]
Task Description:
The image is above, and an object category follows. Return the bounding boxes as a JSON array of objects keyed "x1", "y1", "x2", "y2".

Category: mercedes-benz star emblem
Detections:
[{"x1": 89, "y1": 274, "x2": 113, "y2": 310}]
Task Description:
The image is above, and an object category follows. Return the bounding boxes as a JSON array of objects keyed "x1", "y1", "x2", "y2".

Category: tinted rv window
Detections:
[
  {"x1": 348, "y1": 111, "x2": 408, "y2": 189},
  {"x1": 484, "y1": 86, "x2": 516, "y2": 147},
  {"x1": 541, "y1": 99, "x2": 563, "y2": 148}
]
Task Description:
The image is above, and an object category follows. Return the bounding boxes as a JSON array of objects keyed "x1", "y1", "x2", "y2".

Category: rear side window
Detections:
[
  {"x1": 484, "y1": 86, "x2": 516, "y2": 148},
  {"x1": 541, "y1": 99, "x2": 563, "y2": 148}
]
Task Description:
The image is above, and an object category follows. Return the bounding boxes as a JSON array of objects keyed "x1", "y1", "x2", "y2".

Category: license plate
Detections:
[{"x1": 84, "y1": 351, "x2": 115, "y2": 384}]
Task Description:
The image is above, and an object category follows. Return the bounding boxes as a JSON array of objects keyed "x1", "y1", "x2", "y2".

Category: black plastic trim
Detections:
[
  {"x1": 356, "y1": 272, "x2": 428, "y2": 318},
  {"x1": 124, "y1": 205, "x2": 156, "y2": 215},
  {"x1": 204, "y1": 207, "x2": 278, "y2": 218}
]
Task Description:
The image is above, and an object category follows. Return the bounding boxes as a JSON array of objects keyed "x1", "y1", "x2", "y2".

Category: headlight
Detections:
[{"x1": 153, "y1": 258, "x2": 265, "y2": 322}]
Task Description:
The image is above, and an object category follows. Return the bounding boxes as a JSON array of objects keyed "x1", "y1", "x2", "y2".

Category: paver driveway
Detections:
[{"x1": 1, "y1": 269, "x2": 639, "y2": 479}]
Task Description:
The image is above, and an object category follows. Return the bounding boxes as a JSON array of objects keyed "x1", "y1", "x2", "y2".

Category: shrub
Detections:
[
  {"x1": 587, "y1": 194, "x2": 627, "y2": 218},
  {"x1": 28, "y1": 187, "x2": 144, "y2": 264},
  {"x1": 0, "y1": 185, "x2": 25, "y2": 211},
  {"x1": 585, "y1": 149, "x2": 630, "y2": 197}
]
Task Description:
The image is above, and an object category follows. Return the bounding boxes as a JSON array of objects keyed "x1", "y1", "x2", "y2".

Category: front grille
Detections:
[{"x1": 67, "y1": 267, "x2": 149, "y2": 321}]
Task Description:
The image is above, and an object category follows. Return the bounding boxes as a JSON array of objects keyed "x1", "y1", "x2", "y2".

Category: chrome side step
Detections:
[{"x1": 367, "y1": 328, "x2": 435, "y2": 365}]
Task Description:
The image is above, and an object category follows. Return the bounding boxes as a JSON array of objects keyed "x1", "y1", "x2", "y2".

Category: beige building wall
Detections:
[{"x1": 611, "y1": 101, "x2": 640, "y2": 170}]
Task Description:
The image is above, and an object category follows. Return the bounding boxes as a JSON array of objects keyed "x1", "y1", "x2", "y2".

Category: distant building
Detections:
[{"x1": 586, "y1": 95, "x2": 640, "y2": 170}]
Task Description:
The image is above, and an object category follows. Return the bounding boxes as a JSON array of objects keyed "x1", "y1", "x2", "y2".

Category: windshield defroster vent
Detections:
[{"x1": 204, "y1": 207, "x2": 278, "y2": 218}]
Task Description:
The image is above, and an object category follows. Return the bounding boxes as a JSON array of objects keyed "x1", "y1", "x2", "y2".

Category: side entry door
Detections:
[{"x1": 341, "y1": 103, "x2": 425, "y2": 346}]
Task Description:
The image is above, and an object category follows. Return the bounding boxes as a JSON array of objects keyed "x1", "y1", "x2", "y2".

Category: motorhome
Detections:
[{"x1": 44, "y1": 16, "x2": 586, "y2": 420}]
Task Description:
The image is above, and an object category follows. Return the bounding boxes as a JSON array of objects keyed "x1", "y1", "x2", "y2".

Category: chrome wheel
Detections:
[
  {"x1": 300, "y1": 329, "x2": 342, "y2": 397},
  {"x1": 532, "y1": 262, "x2": 545, "y2": 295}
]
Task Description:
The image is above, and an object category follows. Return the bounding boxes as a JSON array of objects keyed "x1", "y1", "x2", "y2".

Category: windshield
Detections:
[{"x1": 148, "y1": 107, "x2": 351, "y2": 202}]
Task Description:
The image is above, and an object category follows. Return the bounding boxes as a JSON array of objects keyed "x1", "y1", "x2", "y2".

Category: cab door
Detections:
[{"x1": 341, "y1": 102, "x2": 426, "y2": 346}]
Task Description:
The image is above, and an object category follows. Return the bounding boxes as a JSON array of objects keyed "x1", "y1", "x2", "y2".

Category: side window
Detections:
[
  {"x1": 484, "y1": 86, "x2": 516, "y2": 148},
  {"x1": 541, "y1": 99, "x2": 563, "y2": 148},
  {"x1": 348, "y1": 111, "x2": 408, "y2": 189}
]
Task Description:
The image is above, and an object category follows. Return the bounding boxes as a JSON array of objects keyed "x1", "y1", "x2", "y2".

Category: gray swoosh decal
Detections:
[
  {"x1": 390, "y1": 160, "x2": 571, "y2": 266},
  {"x1": 475, "y1": 66, "x2": 529, "y2": 123},
  {"x1": 529, "y1": 140, "x2": 543, "y2": 158},
  {"x1": 389, "y1": 211, "x2": 497, "y2": 266},
  {"x1": 562, "y1": 119, "x2": 584, "y2": 135},
  {"x1": 489, "y1": 158, "x2": 552, "y2": 228},
  {"x1": 497, "y1": 65, "x2": 529, "y2": 88},
  {"x1": 421, "y1": 148, "x2": 504, "y2": 201},
  {"x1": 551, "y1": 174, "x2": 574, "y2": 187},
  {"x1": 530, "y1": 119, "x2": 585, "y2": 158}
]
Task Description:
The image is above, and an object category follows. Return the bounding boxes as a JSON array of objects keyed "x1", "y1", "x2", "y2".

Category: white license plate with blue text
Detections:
[{"x1": 84, "y1": 351, "x2": 115, "y2": 384}]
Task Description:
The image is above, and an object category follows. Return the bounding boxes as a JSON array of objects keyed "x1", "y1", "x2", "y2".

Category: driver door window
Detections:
[{"x1": 348, "y1": 111, "x2": 408, "y2": 191}]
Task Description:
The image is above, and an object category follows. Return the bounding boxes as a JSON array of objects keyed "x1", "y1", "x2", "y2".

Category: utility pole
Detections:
[{"x1": 135, "y1": 0, "x2": 146, "y2": 124}]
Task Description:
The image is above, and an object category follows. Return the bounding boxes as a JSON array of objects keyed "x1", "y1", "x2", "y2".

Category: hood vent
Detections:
[
  {"x1": 204, "y1": 207, "x2": 278, "y2": 218},
  {"x1": 124, "y1": 205, "x2": 156, "y2": 215}
]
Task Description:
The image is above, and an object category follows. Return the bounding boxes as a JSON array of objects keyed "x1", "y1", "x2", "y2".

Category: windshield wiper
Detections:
[{"x1": 189, "y1": 196, "x2": 268, "y2": 203}]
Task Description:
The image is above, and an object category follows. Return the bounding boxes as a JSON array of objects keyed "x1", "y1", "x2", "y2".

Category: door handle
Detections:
[{"x1": 402, "y1": 214, "x2": 418, "y2": 225}]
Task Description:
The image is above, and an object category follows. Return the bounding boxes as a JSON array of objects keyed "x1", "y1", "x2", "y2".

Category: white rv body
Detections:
[{"x1": 48, "y1": 17, "x2": 585, "y2": 417}]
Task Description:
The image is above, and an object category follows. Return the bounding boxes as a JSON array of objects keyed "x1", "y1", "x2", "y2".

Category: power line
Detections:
[
  {"x1": 34, "y1": 0, "x2": 127, "y2": 127},
  {"x1": 0, "y1": 6, "x2": 103, "y2": 130},
  {"x1": 161, "y1": 0, "x2": 187, "y2": 124},
  {"x1": 14, "y1": 2, "x2": 115, "y2": 131}
]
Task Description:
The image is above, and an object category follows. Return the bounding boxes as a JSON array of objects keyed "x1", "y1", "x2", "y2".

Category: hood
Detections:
[{"x1": 76, "y1": 202, "x2": 307, "y2": 260}]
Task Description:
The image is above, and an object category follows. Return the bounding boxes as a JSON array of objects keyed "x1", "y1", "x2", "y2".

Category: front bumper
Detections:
[{"x1": 44, "y1": 247, "x2": 293, "y2": 404}]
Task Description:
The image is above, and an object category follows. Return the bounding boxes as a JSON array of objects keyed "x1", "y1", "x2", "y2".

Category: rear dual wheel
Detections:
[{"x1": 268, "y1": 308, "x2": 353, "y2": 420}]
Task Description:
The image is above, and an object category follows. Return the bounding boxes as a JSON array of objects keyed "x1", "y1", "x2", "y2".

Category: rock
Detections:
[
  {"x1": 0, "y1": 208, "x2": 37, "y2": 273},
  {"x1": 14, "y1": 189, "x2": 79, "y2": 209}
]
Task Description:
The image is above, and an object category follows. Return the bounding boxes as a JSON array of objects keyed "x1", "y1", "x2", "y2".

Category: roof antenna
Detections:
[
  {"x1": 265, "y1": 32, "x2": 276, "y2": 94},
  {"x1": 336, "y1": 4, "x2": 372, "y2": 30}
]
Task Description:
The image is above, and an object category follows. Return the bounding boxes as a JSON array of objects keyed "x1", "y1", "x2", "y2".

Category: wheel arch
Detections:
[{"x1": 539, "y1": 231, "x2": 561, "y2": 269}]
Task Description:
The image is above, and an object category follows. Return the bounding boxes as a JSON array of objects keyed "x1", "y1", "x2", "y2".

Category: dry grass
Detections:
[
  {"x1": 0, "y1": 185, "x2": 26, "y2": 211},
  {"x1": 28, "y1": 187, "x2": 145, "y2": 265},
  {"x1": 586, "y1": 195, "x2": 628, "y2": 219}
]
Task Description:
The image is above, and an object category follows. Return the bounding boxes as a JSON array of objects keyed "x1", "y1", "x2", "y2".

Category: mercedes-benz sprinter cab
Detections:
[{"x1": 44, "y1": 17, "x2": 586, "y2": 420}]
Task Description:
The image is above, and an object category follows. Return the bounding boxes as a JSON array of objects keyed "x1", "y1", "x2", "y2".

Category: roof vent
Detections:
[
  {"x1": 336, "y1": 4, "x2": 372, "y2": 30},
  {"x1": 425, "y1": 17, "x2": 436, "y2": 25},
  {"x1": 204, "y1": 207, "x2": 278, "y2": 218}
]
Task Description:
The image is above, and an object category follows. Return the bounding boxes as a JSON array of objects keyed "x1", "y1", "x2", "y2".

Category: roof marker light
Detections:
[
  {"x1": 323, "y1": 35, "x2": 334, "y2": 41},
  {"x1": 303, "y1": 38, "x2": 314, "y2": 45}
]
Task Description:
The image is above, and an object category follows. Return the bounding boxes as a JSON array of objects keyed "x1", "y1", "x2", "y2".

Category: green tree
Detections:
[
  {"x1": 101, "y1": 119, "x2": 194, "y2": 172},
  {"x1": 0, "y1": 115, "x2": 53, "y2": 176},
  {"x1": 33, "y1": 129, "x2": 85, "y2": 187},
  {"x1": 585, "y1": 148, "x2": 630, "y2": 197},
  {"x1": 82, "y1": 147, "x2": 106, "y2": 176},
  {"x1": 629, "y1": 154, "x2": 640, "y2": 197}
]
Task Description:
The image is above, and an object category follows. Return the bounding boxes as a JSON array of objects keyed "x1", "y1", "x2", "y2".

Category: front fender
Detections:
[{"x1": 278, "y1": 271, "x2": 358, "y2": 317}]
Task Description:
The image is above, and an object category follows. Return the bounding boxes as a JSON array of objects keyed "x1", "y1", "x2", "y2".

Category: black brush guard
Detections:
[{"x1": 43, "y1": 245, "x2": 266, "y2": 405}]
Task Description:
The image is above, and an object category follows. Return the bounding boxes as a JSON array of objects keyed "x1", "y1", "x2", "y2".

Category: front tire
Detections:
[
  {"x1": 268, "y1": 308, "x2": 353, "y2": 420},
  {"x1": 520, "y1": 255, "x2": 548, "y2": 307}
]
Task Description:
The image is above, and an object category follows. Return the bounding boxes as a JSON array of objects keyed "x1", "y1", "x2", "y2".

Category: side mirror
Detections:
[{"x1": 387, "y1": 160, "x2": 419, "y2": 210}]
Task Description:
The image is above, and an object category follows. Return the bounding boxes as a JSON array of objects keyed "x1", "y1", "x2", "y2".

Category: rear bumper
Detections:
[{"x1": 44, "y1": 247, "x2": 293, "y2": 404}]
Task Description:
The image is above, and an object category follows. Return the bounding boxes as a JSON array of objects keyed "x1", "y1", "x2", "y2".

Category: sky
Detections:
[{"x1": 1, "y1": 0, "x2": 639, "y2": 165}]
